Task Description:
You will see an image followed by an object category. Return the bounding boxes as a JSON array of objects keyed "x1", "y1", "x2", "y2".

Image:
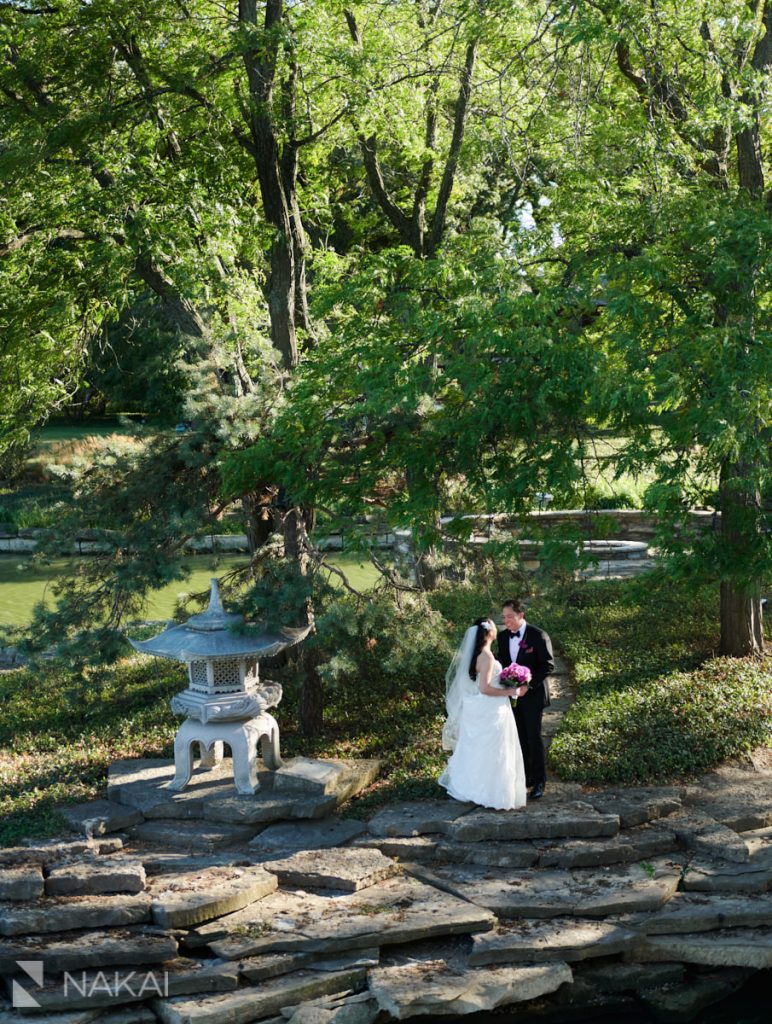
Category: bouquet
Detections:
[{"x1": 499, "y1": 663, "x2": 532, "y2": 692}]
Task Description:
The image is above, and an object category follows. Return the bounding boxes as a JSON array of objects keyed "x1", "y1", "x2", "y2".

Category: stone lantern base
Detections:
[{"x1": 168, "y1": 713, "x2": 282, "y2": 795}]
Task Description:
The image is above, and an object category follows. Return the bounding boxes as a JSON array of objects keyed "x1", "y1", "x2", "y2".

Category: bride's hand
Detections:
[{"x1": 514, "y1": 685, "x2": 528, "y2": 698}]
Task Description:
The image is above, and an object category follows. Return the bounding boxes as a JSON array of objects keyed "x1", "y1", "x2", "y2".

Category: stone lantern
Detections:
[{"x1": 130, "y1": 579, "x2": 309, "y2": 795}]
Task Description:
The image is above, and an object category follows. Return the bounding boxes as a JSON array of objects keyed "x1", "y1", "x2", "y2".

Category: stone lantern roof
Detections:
[{"x1": 130, "y1": 579, "x2": 310, "y2": 662}]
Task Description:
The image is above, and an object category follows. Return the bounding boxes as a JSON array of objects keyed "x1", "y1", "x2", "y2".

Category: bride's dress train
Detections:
[{"x1": 439, "y1": 659, "x2": 527, "y2": 810}]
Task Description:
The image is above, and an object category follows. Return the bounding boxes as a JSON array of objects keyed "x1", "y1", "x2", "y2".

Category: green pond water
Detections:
[{"x1": 0, "y1": 554, "x2": 377, "y2": 627}]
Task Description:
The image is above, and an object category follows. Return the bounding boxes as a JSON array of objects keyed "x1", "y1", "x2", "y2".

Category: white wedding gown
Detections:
[{"x1": 439, "y1": 659, "x2": 527, "y2": 810}]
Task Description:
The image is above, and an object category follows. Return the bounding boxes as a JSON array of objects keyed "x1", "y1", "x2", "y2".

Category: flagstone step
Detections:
[
  {"x1": 61, "y1": 800, "x2": 144, "y2": 836},
  {"x1": 195, "y1": 876, "x2": 495, "y2": 960},
  {"x1": 469, "y1": 918, "x2": 638, "y2": 965},
  {"x1": 680, "y1": 857, "x2": 772, "y2": 894},
  {"x1": 237, "y1": 948, "x2": 379, "y2": 985},
  {"x1": 666, "y1": 808, "x2": 752, "y2": 863},
  {"x1": 366, "y1": 800, "x2": 473, "y2": 838},
  {"x1": 129, "y1": 820, "x2": 259, "y2": 851},
  {"x1": 0, "y1": 865, "x2": 43, "y2": 902},
  {"x1": 44, "y1": 860, "x2": 147, "y2": 898},
  {"x1": 260, "y1": 848, "x2": 398, "y2": 893},
  {"x1": 147, "y1": 865, "x2": 277, "y2": 928},
  {"x1": 0, "y1": 894, "x2": 152, "y2": 938},
  {"x1": 683, "y1": 767, "x2": 772, "y2": 833},
  {"x1": 533, "y1": 823, "x2": 679, "y2": 868},
  {"x1": 582, "y1": 787, "x2": 684, "y2": 829},
  {"x1": 153, "y1": 967, "x2": 368, "y2": 1024},
  {"x1": 108, "y1": 758, "x2": 379, "y2": 827},
  {"x1": 617, "y1": 892, "x2": 772, "y2": 934},
  {"x1": 248, "y1": 818, "x2": 366, "y2": 857},
  {"x1": 447, "y1": 801, "x2": 619, "y2": 843},
  {"x1": 403, "y1": 858, "x2": 683, "y2": 919},
  {"x1": 634, "y1": 927, "x2": 772, "y2": 969},
  {"x1": 368, "y1": 956, "x2": 572, "y2": 1019},
  {"x1": 0, "y1": 926, "x2": 177, "y2": 975},
  {"x1": 0, "y1": 839, "x2": 124, "y2": 868}
]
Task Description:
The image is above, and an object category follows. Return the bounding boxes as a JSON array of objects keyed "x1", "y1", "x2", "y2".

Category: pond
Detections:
[{"x1": 0, "y1": 553, "x2": 378, "y2": 627}]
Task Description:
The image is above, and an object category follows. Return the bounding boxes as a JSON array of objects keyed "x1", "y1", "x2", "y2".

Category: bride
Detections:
[{"x1": 439, "y1": 618, "x2": 527, "y2": 810}]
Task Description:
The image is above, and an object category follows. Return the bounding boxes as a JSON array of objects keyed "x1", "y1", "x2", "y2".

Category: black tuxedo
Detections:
[{"x1": 498, "y1": 623, "x2": 555, "y2": 787}]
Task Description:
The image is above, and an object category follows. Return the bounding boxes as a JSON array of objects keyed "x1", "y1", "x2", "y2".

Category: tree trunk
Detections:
[{"x1": 719, "y1": 463, "x2": 765, "y2": 656}]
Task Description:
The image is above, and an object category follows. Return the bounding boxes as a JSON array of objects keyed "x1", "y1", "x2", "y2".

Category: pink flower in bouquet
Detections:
[{"x1": 500, "y1": 663, "x2": 532, "y2": 686}]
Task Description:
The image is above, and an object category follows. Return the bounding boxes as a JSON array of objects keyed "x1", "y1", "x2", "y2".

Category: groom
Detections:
[{"x1": 498, "y1": 599, "x2": 554, "y2": 800}]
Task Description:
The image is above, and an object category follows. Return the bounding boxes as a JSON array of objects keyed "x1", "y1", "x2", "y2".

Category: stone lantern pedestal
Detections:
[{"x1": 130, "y1": 580, "x2": 309, "y2": 796}]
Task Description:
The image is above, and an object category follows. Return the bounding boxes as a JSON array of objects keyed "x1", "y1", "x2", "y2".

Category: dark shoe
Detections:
[{"x1": 530, "y1": 782, "x2": 545, "y2": 800}]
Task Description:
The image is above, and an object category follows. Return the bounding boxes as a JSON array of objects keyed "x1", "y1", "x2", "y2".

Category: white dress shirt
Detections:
[{"x1": 509, "y1": 621, "x2": 527, "y2": 663}]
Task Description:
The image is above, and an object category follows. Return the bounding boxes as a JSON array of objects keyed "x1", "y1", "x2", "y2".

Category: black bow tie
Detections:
[{"x1": 510, "y1": 631, "x2": 521, "y2": 640}]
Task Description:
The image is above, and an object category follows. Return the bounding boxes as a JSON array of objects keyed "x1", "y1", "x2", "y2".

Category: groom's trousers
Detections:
[{"x1": 514, "y1": 690, "x2": 546, "y2": 788}]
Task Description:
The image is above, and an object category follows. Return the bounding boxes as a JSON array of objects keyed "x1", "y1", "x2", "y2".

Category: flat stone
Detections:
[
  {"x1": 200, "y1": 875, "x2": 495, "y2": 959},
  {"x1": 448, "y1": 801, "x2": 619, "y2": 842},
  {"x1": 202, "y1": 795, "x2": 337, "y2": 826},
  {"x1": 8, "y1": 960, "x2": 240, "y2": 1012},
  {"x1": 148, "y1": 865, "x2": 278, "y2": 928},
  {"x1": 284, "y1": 991, "x2": 377, "y2": 1024},
  {"x1": 684, "y1": 767, "x2": 772, "y2": 832},
  {"x1": 368, "y1": 959, "x2": 573, "y2": 1018},
  {"x1": 619, "y1": 892, "x2": 772, "y2": 934},
  {"x1": 366, "y1": 800, "x2": 472, "y2": 838},
  {"x1": 136, "y1": 853, "x2": 253, "y2": 876},
  {"x1": 584, "y1": 787, "x2": 683, "y2": 828},
  {"x1": 0, "y1": 1009, "x2": 102, "y2": 1024},
  {"x1": 0, "y1": 927, "x2": 177, "y2": 975},
  {"x1": 45, "y1": 860, "x2": 146, "y2": 897},
  {"x1": 350, "y1": 836, "x2": 438, "y2": 862},
  {"x1": 433, "y1": 840, "x2": 538, "y2": 868},
  {"x1": 681, "y1": 857, "x2": 772, "y2": 893},
  {"x1": 130, "y1": 821, "x2": 258, "y2": 850},
  {"x1": 262, "y1": 848, "x2": 397, "y2": 893},
  {"x1": 578, "y1": 961, "x2": 685, "y2": 993},
  {"x1": 404, "y1": 858, "x2": 682, "y2": 918},
  {"x1": 239, "y1": 950, "x2": 378, "y2": 985},
  {"x1": 740, "y1": 825, "x2": 772, "y2": 869},
  {"x1": 108, "y1": 759, "x2": 280, "y2": 820},
  {"x1": 639, "y1": 968, "x2": 753, "y2": 1023},
  {"x1": 272, "y1": 759, "x2": 381, "y2": 801},
  {"x1": 0, "y1": 895, "x2": 152, "y2": 937},
  {"x1": 0, "y1": 840, "x2": 123, "y2": 868},
  {"x1": 667, "y1": 808, "x2": 751, "y2": 863},
  {"x1": 250, "y1": 819, "x2": 366, "y2": 856},
  {"x1": 153, "y1": 968, "x2": 367, "y2": 1024},
  {"x1": 469, "y1": 918, "x2": 637, "y2": 965},
  {"x1": 536, "y1": 823, "x2": 678, "y2": 868},
  {"x1": 0, "y1": 865, "x2": 43, "y2": 901},
  {"x1": 635, "y1": 927, "x2": 772, "y2": 969},
  {"x1": 61, "y1": 801, "x2": 143, "y2": 836}
]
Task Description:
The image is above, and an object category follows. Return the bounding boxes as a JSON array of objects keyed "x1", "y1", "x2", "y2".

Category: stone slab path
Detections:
[{"x1": 0, "y1": 761, "x2": 770, "y2": 1024}]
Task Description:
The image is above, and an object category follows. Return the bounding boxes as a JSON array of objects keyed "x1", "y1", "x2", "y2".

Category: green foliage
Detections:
[
  {"x1": 0, "y1": 657, "x2": 182, "y2": 846},
  {"x1": 544, "y1": 577, "x2": 772, "y2": 784}
]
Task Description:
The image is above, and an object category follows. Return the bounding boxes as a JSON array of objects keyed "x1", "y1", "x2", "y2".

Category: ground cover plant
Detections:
[{"x1": 1, "y1": 572, "x2": 768, "y2": 845}]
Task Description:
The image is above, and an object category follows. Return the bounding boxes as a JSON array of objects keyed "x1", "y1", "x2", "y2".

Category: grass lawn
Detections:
[
  {"x1": 0, "y1": 554, "x2": 378, "y2": 628},
  {"x1": 0, "y1": 573, "x2": 768, "y2": 845}
]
